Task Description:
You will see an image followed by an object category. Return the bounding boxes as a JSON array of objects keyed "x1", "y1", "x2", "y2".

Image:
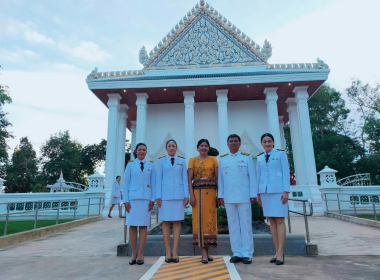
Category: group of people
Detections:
[{"x1": 113, "y1": 133, "x2": 290, "y2": 266}]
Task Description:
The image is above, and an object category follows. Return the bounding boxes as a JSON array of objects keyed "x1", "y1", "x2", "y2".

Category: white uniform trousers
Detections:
[{"x1": 225, "y1": 203, "x2": 254, "y2": 258}]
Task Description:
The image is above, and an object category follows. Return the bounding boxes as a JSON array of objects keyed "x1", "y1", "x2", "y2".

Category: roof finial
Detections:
[{"x1": 200, "y1": 0, "x2": 205, "y2": 6}]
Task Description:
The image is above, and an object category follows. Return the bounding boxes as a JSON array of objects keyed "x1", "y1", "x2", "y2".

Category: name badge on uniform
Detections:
[
  {"x1": 177, "y1": 163, "x2": 183, "y2": 166},
  {"x1": 237, "y1": 160, "x2": 245, "y2": 163},
  {"x1": 147, "y1": 185, "x2": 151, "y2": 188},
  {"x1": 258, "y1": 161, "x2": 262, "y2": 163},
  {"x1": 273, "y1": 158, "x2": 279, "y2": 160},
  {"x1": 148, "y1": 168, "x2": 152, "y2": 171}
]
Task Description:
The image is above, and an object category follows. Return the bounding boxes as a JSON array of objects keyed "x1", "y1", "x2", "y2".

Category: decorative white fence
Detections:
[
  {"x1": 337, "y1": 173, "x2": 371, "y2": 186},
  {"x1": 318, "y1": 166, "x2": 380, "y2": 217}
]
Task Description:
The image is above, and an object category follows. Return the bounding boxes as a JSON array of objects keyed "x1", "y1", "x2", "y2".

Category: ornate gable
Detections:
[{"x1": 139, "y1": 1, "x2": 272, "y2": 70}]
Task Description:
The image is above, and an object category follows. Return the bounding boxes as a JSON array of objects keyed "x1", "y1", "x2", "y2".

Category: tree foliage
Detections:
[
  {"x1": 39, "y1": 131, "x2": 106, "y2": 185},
  {"x1": 5, "y1": 137, "x2": 38, "y2": 193},
  {"x1": 0, "y1": 83, "x2": 14, "y2": 176}
]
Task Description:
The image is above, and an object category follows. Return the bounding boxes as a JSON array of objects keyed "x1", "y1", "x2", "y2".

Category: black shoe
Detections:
[
  {"x1": 208, "y1": 256, "x2": 214, "y2": 261},
  {"x1": 165, "y1": 257, "x2": 172, "y2": 263},
  {"x1": 270, "y1": 258, "x2": 277, "y2": 263},
  {"x1": 229, "y1": 256, "x2": 243, "y2": 263},
  {"x1": 276, "y1": 255, "x2": 285, "y2": 265},
  {"x1": 137, "y1": 259, "x2": 144, "y2": 265},
  {"x1": 172, "y1": 252, "x2": 179, "y2": 263},
  {"x1": 201, "y1": 259, "x2": 209, "y2": 264},
  {"x1": 243, "y1": 257, "x2": 252, "y2": 264},
  {"x1": 129, "y1": 259, "x2": 136, "y2": 265}
]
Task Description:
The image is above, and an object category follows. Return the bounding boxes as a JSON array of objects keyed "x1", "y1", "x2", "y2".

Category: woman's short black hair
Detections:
[
  {"x1": 261, "y1": 133, "x2": 275, "y2": 142},
  {"x1": 166, "y1": 139, "x2": 177, "y2": 148},
  {"x1": 134, "y1": 143, "x2": 147, "y2": 158},
  {"x1": 227, "y1": 134, "x2": 241, "y2": 143},
  {"x1": 116, "y1": 175, "x2": 121, "y2": 179},
  {"x1": 197, "y1": 139, "x2": 210, "y2": 148}
]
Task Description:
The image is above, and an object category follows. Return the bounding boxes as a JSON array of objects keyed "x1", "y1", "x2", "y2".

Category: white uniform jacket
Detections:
[
  {"x1": 122, "y1": 159, "x2": 155, "y2": 203},
  {"x1": 256, "y1": 149, "x2": 290, "y2": 194},
  {"x1": 156, "y1": 155, "x2": 189, "y2": 200},
  {"x1": 111, "y1": 182, "x2": 121, "y2": 198},
  {"x1": 218, "y1": 151, "x2": 257, "y2": 203}
]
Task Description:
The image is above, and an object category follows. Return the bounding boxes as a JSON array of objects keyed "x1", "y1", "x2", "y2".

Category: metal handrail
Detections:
[
  {"x1": 1, "y1": 196, "x2": 105, "y2": 236},
  {"x1": 287, "y1": 198, "x2": 313, "y2": 244},
  {"x1": 321, "y1": 192, "x2": 379, "y2": 221}
]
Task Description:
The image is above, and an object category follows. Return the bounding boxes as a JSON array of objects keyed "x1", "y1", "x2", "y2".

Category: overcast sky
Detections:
[{"x1": 1, "y1": 0, "x2": 379, "y2": 159}]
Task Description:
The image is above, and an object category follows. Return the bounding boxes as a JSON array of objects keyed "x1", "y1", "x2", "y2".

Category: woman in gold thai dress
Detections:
[{"x1": 188, "y1": 139, "x2": 219, "y2": 264}]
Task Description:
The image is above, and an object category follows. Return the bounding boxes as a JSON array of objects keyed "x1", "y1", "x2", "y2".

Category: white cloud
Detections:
[
  {"x1": 59, "y1": 41, "x2": 112, "y2": 62},
  {"x1": 2, "y1": 19, "x2": 55, "y2": 45},
  {"x1": 0, "y1": 48, "x2": 39, "y2": 62},
  {"x1": 24, "y1": 30, "x2": 54, "y2": 44}
]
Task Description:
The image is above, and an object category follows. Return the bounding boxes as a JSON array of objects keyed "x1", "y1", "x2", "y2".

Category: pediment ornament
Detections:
[{"x1": 149, "y1": 133, "x2": 186, "y2": 164}]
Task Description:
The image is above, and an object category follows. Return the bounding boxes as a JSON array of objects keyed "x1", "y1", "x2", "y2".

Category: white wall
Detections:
[
  {"x1": 194, "y1": 102, "x2": 219, "y2": 153},
  {"x1": 145, "y1": 100, "x2": 269, "y2": 158},
  {"x1": 228, "y1": 100, "x2": 268, "y2": 155},
  {"x1": 146, "y1": 103, "x2": 186, "y2": 157}
]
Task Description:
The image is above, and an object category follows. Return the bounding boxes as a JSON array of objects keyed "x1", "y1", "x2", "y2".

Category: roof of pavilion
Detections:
[{"x1": 86, "y1": 0, "x2": 330, "y2": 87}]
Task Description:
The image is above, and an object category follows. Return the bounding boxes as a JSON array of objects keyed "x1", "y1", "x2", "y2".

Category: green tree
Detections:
[
  {"x1": 40, "y1": 131, "x2": 85, "y2": 185},
  {"x1": 81, "y1": 139, "x2": 107, "y2": 175},
  {"x1": 355, "y1": 153, "x2": 380, "y2": 185},
  {"x1": 40, "y1": 131, "x2": 107, "y2": 185},
  {"x1": 363, "y1": 115, "x2": 380, "y2": 153},
  {"x1": 5, "y1": 137, "x2": 39, "y2": 193},
  {"x1": 208, "y1": 147, "x2": 219, "y2": 156},
  {"x1": 0, "y1": 83, "x2": 13, "y2": 176}
]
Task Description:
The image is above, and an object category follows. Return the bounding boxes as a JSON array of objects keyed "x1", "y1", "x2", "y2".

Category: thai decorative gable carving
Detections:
[
  {"x1": 149, "y1": 133, "x2": 186, "y2": 164},
  {"x1": 240, "y1": 130, "x2": 262, "y2": 158},
  {"x1": 141, "y1": 1, "x2": 273, "y2": 70}
]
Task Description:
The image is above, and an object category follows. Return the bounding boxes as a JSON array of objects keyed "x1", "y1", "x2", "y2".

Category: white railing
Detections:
[
  {"x1": 337, "y1": 173, "x2": 371, "y2": 186},
  {"x1": 65, "y1": 182, "x2": 89, "y2": 192}
]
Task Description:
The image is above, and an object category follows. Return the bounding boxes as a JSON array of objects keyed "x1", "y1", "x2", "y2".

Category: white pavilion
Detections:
[{"x1": 86, "y1": 1, "x2": 330, "y2": 210}]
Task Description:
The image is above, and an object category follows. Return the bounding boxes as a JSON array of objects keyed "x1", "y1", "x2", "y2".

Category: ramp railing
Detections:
[{"x1": 287, "y1": 198, "x2": 313, "y2": 243}]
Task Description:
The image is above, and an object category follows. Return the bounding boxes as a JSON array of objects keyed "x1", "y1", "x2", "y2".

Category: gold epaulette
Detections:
[
  {"x1": 276, "y1": 149, "x2": 285, "y2": 151},
  {"x1": 178, "y1": 155, "x2": 185, "y2": 159},
  {"x1": 257, "y1": 152, "x2": 264, "y2": 156},
  {"x1": 241, "y1": 152, "x2": 250, "y2": 156},
  {"x1": 150, "y1": 160, "x2": 154, "y2": 163},
  {"x1": 158, "y1": 155, "x2": 166, "y2": 159},
  {"x1": 129, "y1": 160, "x2": 133, "y2": 162},
  {"x1": 220, "y1": 153, "x2": 228, "y2": 158}
]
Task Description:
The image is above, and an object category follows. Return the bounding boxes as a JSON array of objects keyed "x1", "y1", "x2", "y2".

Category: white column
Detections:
[
  {"x1": 116, "y1": 104, "x2": 128, "y2": 178},
  {"x1": 183, "y1": 91, "x2": 195, "y2": 163},
  {"x1": 135, "y1": 93, "x2": 148, "y2": 144},
  {"x1": 286, "y1": 98, "x2": 307, "y2": 186},
  {"x1": 278, "y1": 116, "x2": 285, "y2": 151},
  {"x1": 105, "y1": 94, "x2": 121, "y2": 191},
  {"x1": 293, "y1": 86, "x2": 318, "y2": 187},
  {"x1": 264, "y1": 87, "x2": 282, "y2": 149},
  {"x1": 216, "y1": 89, "x2": 229, "y2": 155},
  {"x1": 130, "y1": 121, "x2": 136, "y2": 159}
]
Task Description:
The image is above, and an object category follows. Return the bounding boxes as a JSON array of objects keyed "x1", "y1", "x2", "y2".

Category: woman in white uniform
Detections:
[
  {"x1": 156, "y1": 139, "x2": 189, "y2": 263},
  {"x1": 123, "y1": 143, "x2": 155, "y2": 265},
  {"x1": 108, "y1": 176, "x2": 122, "y2": 218},
  {"x1": 257, "y1": 133, "x2": 290, "y2": 266}
]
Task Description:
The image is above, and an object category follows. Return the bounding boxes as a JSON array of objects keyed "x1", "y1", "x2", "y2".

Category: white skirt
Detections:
[
  {"x1": 261, "y1": 193, "x2": 288, "y2": 217},
  {"x1": 109, "y1": 196, "x2": 121, "y2": 205},
  {"x1": 159, "y1": 199, "x2": 184, "y2": 221},
  {"x1": 126, "y1": 199, "x2": 151, "y2": 226}
]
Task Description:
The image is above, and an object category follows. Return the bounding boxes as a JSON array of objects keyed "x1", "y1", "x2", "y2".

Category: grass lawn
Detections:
[
  {"x1": 0, "y1": 219, "x2": 73, "y2": 236},
  {"x1": 356, "y1": 214, "x2": 379, "y2": 221}
]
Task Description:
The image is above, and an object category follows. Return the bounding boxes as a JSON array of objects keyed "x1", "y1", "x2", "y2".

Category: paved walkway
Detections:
[
  {"x1": 0, "y1": 215, "x2": 380, "y2": 279},
  {"x1": 287, "y1": 215, "x2": 380, "y2": 255}
]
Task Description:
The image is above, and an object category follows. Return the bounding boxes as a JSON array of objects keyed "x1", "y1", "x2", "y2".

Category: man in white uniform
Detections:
[{"x1": 218, "y1": 134, "x2": 257, "y2": 264}]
